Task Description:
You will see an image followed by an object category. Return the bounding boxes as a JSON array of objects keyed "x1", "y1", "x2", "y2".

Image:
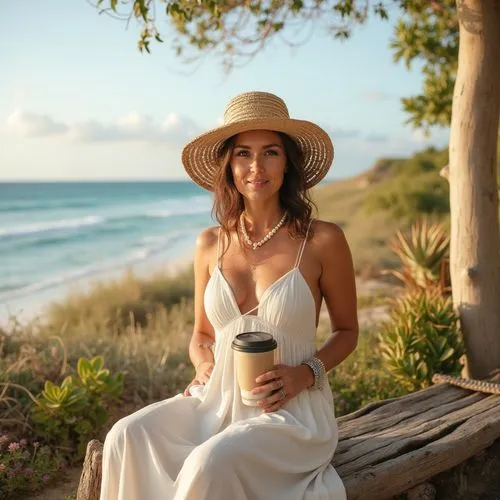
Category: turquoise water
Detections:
[{"x1": 0, "y1": 182, "x2": 213, "y2": 316}]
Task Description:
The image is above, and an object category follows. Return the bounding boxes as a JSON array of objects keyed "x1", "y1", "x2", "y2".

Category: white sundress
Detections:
[{"x1": 100, "y1": 223, "x2": 346, "y2": 500}]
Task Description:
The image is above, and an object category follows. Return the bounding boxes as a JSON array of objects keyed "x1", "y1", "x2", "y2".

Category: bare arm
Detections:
[
  {"x1": 185, "y1": 228, "x2": 217, "y2": 390},
  {"x1": 303, "y1": 222, "x2": 359, "y2": 386}
]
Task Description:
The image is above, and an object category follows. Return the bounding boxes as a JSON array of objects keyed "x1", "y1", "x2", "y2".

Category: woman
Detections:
[{"x1": 100, "y1": 91, "x2": 358, "y2": 500}]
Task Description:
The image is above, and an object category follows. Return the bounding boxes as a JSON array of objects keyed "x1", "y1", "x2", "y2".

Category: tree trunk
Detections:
[
  {"x1": 76, "y1": 439, "x2": 103, "y2": 500},
  {"x1": 449, "y1": 0, "x2": 500, "y2": 378}
]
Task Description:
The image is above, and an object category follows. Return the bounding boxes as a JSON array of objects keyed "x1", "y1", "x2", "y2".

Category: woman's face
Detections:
[{"x1": 229, "y1": 130, "x2": 287, "y2": 203}]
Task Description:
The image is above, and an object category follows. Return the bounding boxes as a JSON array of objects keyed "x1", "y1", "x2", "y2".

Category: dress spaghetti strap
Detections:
[
  {"x1": 294, "y1": 219, "x2": 313, "y2": 268},
  {"x1": 216, "y1": 227, "x2": 222, "y2": 269}
]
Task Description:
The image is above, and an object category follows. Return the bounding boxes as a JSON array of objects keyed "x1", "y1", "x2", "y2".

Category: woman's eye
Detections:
[
  {"x1": 235, "y1": 150, "x2": 249, "y2": 157},
  {"x1": 265, "y1": 149, "x2": 279, "y2": 156}
]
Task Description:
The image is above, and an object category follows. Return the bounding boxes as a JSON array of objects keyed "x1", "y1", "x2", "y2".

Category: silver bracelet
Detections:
[{"x1": 301, "y1": 356, "x2": 326, "y2": 390}]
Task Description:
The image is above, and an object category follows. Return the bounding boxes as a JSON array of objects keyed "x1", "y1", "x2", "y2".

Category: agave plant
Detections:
[{"x1": 386, "y1": 218, "x2": 450, "y2": 292}]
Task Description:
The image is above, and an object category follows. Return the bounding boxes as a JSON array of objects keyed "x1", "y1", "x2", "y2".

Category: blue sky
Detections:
[{"x1": 0, "y1": 0, "x2": 449, "y2": 181}]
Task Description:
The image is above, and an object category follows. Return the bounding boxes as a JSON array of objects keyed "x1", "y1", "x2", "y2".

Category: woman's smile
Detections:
[{"x1": 247, "y1": 179, "x2": 269, "y2": 189}]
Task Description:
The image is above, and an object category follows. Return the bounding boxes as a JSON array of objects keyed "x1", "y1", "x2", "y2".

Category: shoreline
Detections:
[{"x1": 0, "y1": 247, "x2": 195, "y2": 329}]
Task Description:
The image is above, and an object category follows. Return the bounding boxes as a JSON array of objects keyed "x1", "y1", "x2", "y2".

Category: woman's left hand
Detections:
[{"x1": 252, "y1": 364, "x2": 313, "y2": 413}]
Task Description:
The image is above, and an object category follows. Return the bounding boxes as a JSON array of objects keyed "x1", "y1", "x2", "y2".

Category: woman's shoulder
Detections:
[
  {"x1": 195, "y1": 226, "x2": 219, "y2": 252},
  {"x1": 310, "y1": 219, "x2": 346, "y2": 246},
  {"x1": 309, "y1": 219, "x2": 352, "y2": 268}
]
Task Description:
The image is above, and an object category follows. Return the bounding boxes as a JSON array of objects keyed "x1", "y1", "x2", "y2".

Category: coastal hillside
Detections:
[{"x1": 313, "y1": 147, "x2": 450, "y2": 276}]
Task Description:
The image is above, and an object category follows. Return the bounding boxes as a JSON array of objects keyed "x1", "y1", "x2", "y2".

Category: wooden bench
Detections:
[{"x1": 76, "y1": 373, "x2": 500, "y2": 500}]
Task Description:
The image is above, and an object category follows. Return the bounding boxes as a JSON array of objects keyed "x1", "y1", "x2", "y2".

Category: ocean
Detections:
[{"x1": 0, "y1": 181, "x2": 213, "y2": 323}]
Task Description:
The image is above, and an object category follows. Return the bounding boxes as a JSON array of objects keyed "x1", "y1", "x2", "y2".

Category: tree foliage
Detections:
[
  {"x1": 391, "y1": 0, "x2": 457, "y2": 129},
  {"x1": 92, "y1": 0, "x2": 458, "y2": 131}
]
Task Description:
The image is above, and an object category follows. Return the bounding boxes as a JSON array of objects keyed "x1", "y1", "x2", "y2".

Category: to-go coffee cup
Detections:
[{"x1": 231, "y1": 332, "x2": 277, "y2": 406}]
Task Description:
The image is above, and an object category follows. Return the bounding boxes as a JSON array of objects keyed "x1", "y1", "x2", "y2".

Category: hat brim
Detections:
[{"x1": 181, "y1": 118, "x2": 334, "y2": 191}]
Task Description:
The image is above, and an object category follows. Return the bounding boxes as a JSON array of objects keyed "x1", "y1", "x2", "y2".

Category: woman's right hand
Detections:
[
  {"x1": 183, "y1": 361, "x2": 214, "y2": 396},
  {"x1": 183, "y1": 378, "x2": 201, "y2": 397}
]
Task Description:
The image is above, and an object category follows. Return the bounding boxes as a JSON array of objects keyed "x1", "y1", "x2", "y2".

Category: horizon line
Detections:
[{"x1": 0, "y1": 174, "x2": 351, "y2": 184}]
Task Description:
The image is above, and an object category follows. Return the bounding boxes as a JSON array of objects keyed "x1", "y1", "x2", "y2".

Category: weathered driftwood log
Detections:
[
  {"x1": 77, "y1": 439, "x2": 104, "y2": 500},
  {"x1": 77, "y1": 373, "x2": 500, "y2": 500},
  {"x1": 335, "y1": 372, "x2": 500, "y2": 499}
]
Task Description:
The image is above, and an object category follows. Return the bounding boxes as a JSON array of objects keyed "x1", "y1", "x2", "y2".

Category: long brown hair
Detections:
[{"x1": 212, "y1": 131, "x2": 316, "y2": 250}]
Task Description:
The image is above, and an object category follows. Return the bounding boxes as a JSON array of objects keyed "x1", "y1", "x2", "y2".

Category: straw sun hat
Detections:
[{"x1": 181, "y1": 91, "x2": 334, "y2": 191}]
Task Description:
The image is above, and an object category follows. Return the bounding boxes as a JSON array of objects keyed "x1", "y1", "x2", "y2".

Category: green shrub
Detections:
[
  {"x1": 378, "y1": 289, "x2": 464, "y2": 392},
  {"x1": 364, "y1": 148, "x2": 449, "y2": 222},
  {"x1": 31, "y1": 356, "x2": 124, "y2": 460},
  {"x1": 365, "y1": 173, "x2": 449, "y2": 221}
]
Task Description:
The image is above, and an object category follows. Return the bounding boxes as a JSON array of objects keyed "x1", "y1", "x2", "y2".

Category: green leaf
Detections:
[
  {"x1": 61, "y1": 375, "x2": 75, "y2": 389},
  {"x1": 78, "y1": 357, "x2": 91, "y2": 378},
  {"x1": 439, "y1": 347, "x2": 456, "y2": 362},
  {"x1": 90, "y1": 356, "x2": 105, "y2": 373},
  {"x1": 43, "y1": 380, "x2": 60, "y2": 400}
]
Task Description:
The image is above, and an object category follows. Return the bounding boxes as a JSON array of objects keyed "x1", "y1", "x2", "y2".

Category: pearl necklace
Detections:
[{"x1": 240, "y1": 212, "x2": 287, "y2": 250}]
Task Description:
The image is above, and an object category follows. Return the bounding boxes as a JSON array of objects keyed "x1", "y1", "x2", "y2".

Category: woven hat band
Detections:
[{"x1": 224, "y1": 92, "x2": 290, "y2": 124}]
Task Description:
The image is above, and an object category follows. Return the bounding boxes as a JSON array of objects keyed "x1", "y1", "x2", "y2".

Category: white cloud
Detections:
[
  {"x1": 70, "y1": 113, "x2": 156, "y2": 142},
  {"x1": 6, "y1": 110, "x2": 68, "y2": 137},
  {"x1": 6, "y1": 110, "x2": 201, "y2": 147},
  {"x1": 159, "y1": 113, "x2": 201, "y2": 146}
]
